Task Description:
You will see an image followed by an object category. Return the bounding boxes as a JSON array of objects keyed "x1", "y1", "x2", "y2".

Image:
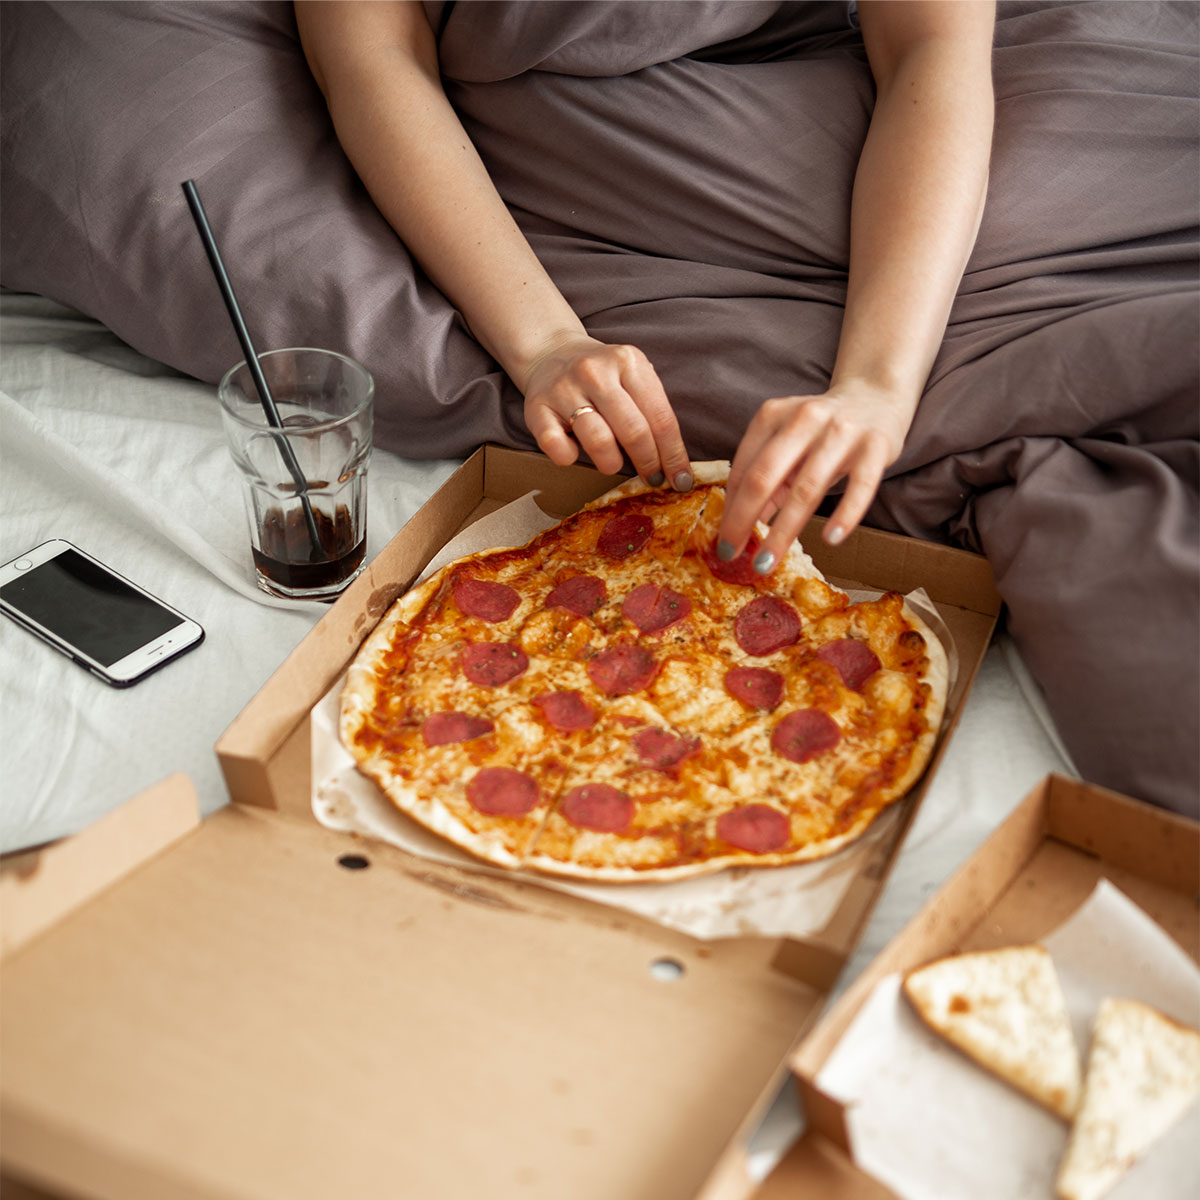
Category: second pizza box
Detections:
[
  {"x1": 714, "y1": 772, "x2": 1200, "y2": 1199},
  {"x1": 0, "y1": 446, "x2": 1002, "y2": 1200}
]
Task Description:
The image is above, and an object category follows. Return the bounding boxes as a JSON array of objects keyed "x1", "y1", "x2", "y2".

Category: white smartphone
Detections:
[{"x1": 0, "y1": 540, "x2": 205, "y2": 687}]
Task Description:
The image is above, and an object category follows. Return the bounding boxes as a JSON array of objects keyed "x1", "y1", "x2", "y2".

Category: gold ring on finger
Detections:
[{"x1": 568, "y1": 404, "x2": 597, "y2": 428}]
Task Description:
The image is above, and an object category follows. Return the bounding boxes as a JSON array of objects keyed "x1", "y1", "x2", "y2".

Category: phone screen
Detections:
[{"x1": 0, "y1": 548, "x2": 187, "y2": 667}]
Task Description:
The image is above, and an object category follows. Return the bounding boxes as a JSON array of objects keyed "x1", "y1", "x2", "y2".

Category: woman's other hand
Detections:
[{"x1": 521, "y1": 332, "x2": 693, "y2": 489}]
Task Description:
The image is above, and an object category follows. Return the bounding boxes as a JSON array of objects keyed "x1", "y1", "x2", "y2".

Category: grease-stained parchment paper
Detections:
[{"x1": 815, "y1": 880, "x2": 1200, "y2": 1199}]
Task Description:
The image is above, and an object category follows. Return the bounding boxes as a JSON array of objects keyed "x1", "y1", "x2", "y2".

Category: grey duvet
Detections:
[{"x1": 2, "y1": 1, "x2": 1196, "y2": 814}]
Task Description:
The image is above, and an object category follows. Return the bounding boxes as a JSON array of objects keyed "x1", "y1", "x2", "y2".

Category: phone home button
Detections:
[{"x1": 13, "y1": 558, "x2": 33, "y2": 571}]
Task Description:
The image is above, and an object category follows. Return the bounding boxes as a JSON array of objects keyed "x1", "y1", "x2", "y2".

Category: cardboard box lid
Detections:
[
  {"x1": 745, "y1": 773, "x2": 1200, "y2": 1197},
  {"x1": 1, "y1": 774, "x2": 823, "y2": 1200}
]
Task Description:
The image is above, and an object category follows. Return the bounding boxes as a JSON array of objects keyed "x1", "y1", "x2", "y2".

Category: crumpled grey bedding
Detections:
[{"x1": 2, "y1": 1, "x2": 1196, "y2": 815}]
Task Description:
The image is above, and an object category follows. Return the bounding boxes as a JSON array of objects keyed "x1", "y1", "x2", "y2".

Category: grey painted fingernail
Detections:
[
  {"x1": 753, "y1": 550, "x2": 776, "y2": 575},
  {"x1": 717, "y1": 540, "x2": 737, "y2": 561},
  {"x1": 647, "y1": 472, "x2": 666, "y2": 487},
  {"x1": 673, "y1": 471, "x2": 694, "y2": 492}
]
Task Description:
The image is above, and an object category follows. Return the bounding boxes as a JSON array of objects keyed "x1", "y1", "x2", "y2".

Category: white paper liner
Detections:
[
  {"x1": 815, "y1": 880, "x2": 1200, "y2": 1200},
  {"x1": 310, "y1": 490, "x2": 951, "y2": 941}
]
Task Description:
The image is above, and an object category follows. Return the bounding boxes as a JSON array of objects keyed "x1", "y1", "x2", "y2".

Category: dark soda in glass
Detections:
[{"x1": 251, "y1": 503, "x2": 365, "y2": 595}]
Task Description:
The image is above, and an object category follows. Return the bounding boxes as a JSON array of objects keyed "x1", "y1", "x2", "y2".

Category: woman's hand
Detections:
[
  {"x1": 717, "y1": 380, "x2": 917, "y2": 573},
  {"x1": 521, "y1": 332, "x2": 694, "y2": 489}
]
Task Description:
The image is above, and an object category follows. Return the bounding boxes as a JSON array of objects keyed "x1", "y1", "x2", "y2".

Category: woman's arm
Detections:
[
  {"x1": 293, "y1": 1, "x2": 691, "y2": 487},
  {"x1": 718, "y1": 0, "x2": 995, "y2": 570}
]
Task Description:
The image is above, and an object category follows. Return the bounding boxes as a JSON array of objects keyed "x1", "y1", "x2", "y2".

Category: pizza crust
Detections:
[
  {"x1": 517, "y1": 815, "x2": 891, "y2": 882},
  {"x1": 890, "y1": 597, "x2": 950, "y2": 798},
  {"x1": 340, "y1": 568, "x2": 446, "y2": 748}
]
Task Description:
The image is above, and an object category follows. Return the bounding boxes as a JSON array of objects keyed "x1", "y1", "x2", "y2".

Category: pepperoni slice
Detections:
[
  {"x1": 533, "y1": 690, "x2": 596, "y2": 731},
  {"x1": 724, "y1": 666, "x2": 785, "y2": 711},
  {"x1": 622, "y1": 582, "x2": 691, "y2": 634},
  {"x1": 816, "y1": 638, "x2": 882, "y2": 691},
  {"x1": 717, "y1": 805, "x2": 790, "y2": 853},
  {"x1": 587, "y1": 645, "x2": 657, "y2": 695},
  {"x1": 461, "y1": 641, "x2": 529, "y2": 687},
  {"x1": 545, "y1": 574, "x2": 607, "y2": 616},
  {"x1": 561, "y1": 784, "x2": 634, "y2": 833},
  {"x1": 421, "y1": 712, "x2": 495, "y2": 747},
  {"x1": 467, "y1": 767, "x2": 539, "y2": 816},
  {"x1": 597, "y1": 513, "x2": 653, "y2": 559},
  {"x1": 632, "y1": 727, "x2": 699, "y2": 772},
  {"x1": 452, "y1": 576, "x2": 521, "y2": 623},
  {"x1": 701, "y1": 533, "x2": 762, "y2": 585},
  {"x1": 734, "y1": 595, "x2": 801, "y2": 656},
  {"x1": 771, "y1": 709, "x2": 841, "y2": 763}
]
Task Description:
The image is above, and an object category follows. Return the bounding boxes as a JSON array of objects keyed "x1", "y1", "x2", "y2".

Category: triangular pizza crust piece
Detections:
[
  {"x1": 1055, "y1": 996, "x2": 1200, "y2": 1200},
  {"x1": 901, "y1": 944, "x2": 1082, "y2": 1120}
]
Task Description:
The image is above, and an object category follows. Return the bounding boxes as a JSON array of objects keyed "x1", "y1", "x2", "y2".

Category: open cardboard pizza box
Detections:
[
  {"x1": 735, "y1": 772, "x2": 1200, "y2": 1199},
  {"x1": 1, "y1": 446, "x2": 1003, "y2": 1200}
]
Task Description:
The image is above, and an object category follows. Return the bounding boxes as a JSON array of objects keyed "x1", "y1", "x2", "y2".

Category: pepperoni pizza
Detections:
[{"x1": 340, "y1": 462, "x2": 949, "y2": 881}]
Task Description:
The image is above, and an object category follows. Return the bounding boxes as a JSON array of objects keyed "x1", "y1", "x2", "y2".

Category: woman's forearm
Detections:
[
  {"x1": 718, "y1": 2, "x2": 995, "y2": 561},
  {"x1": 834, "y1": 1, "x2": 995, "y2": 410},
  {"x1": 295, "y1": 1, "x2": 584, "y2": 391},
  {"x1": 295, "y1": 1, "x2": 691, "y2": 483}
]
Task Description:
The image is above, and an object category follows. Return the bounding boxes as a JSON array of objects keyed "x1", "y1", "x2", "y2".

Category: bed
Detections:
[
  {"x1": 7, "y1": 2, "x2": 1194, "y2": 1183},
  {"x1": 0, "y1": 0, "x2": 1192, "y2": 985}
]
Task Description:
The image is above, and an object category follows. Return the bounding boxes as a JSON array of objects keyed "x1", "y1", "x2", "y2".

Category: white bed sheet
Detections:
[
  {"x1": 1, "y1": 291, "x2": 459, "y2": 849},
  {"x1": 0, "y1": 289, "x2": 1071, "y2": 966}
]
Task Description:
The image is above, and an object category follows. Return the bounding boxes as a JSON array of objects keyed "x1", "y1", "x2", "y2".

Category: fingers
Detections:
[
  {"x1": 720, "y1": 394, "x2": 896, "y2": 573},
  {"x1": 524, "y1": 341, "x2": 691, "y2": 487},
  {"x1": 526, "y1": 402, "x2": 581, "y2": 468},
  {"x1": 823, "y1": 444, "x2": 889, "y2": 544},
  {"x1": 619, "y1": 347, "x2": 692, "y2": 490},
  {"x1": 566, "y1": 402, "x2": 626, "y2": 477},
  {"x1": 757, "y1": 432, "x2": 888, "y2": 570},
  {"x1": 721, "y1": 397, "x2": 829, "y2": 562}
]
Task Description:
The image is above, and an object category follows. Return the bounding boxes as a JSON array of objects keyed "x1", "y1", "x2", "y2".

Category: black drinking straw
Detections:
[{"x1": 181, "y1": 179, "x2": 324, "y2": 558}]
